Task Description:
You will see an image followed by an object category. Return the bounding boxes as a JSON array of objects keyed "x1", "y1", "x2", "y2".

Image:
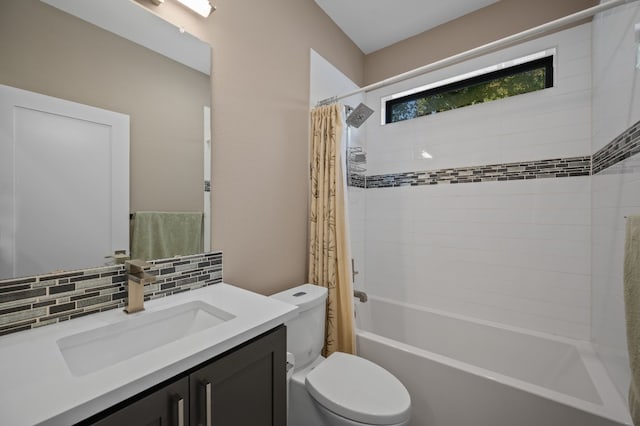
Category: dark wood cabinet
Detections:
[
  {"x1": 79, "y1": 326, "x2": 286, "y2": 426},
  {"x1": 190, "y1": 323, "x2": 286, "y2": 426},
  {"x1": 91, "y1": 377, "x2": 189, "y2": 426}
]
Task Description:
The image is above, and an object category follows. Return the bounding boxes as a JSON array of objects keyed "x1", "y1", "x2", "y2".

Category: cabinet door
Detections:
[
  {"x1": 91, "y1": 376, "x2": 189, "y2": 426},
  {"x1": 190, "y1": 326, "x2": 287, "y2": 426}
]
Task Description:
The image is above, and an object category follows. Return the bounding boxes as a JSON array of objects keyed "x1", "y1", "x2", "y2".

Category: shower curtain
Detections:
[{"x1": 308, "y1": 103, "x2": 356, "y2": 356}]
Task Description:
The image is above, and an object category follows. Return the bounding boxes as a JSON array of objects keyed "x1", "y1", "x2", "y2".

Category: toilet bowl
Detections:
[{"x1": 271, "y1": 284, "x2": 411, "y2": 426}]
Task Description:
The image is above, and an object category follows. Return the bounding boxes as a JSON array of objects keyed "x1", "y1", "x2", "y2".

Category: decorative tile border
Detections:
[
  {"x1": 365, "y1": 156, "x2": 591, "y2": 189},
  {"x1": 596, "y1": 151, "x2": 640, "y2": 176},
  {"x1": 0, "y1": 251, "x2": 223, "y2": 337},
  {"x1": 593, "y1": 120, "x2": 640, "y2": 175},
  {"x1": 348, "y1": 173, "x2": 366, "y2": 188},
  {"x1": 347, "y1": 119, "x2": 640, "y2": 189}
]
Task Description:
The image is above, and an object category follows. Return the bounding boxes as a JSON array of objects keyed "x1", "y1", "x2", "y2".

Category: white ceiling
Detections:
[{"x1": 314, "y1": 0, "x2": 500, "y2": 54}]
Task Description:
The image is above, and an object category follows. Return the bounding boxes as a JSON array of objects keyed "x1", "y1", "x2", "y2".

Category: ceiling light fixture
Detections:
[{"x1": 175, "y1": 0, "x2": 214, "y2": 17}]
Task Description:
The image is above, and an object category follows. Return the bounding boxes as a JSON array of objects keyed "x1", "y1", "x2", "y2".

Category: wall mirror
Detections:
[{"x1": 0, "y1": 0, "x2": 212, "y2": 279}]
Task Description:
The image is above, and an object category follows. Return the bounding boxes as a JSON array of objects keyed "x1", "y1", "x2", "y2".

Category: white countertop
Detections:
[{"x1": 0, "y1": 283, "x2": 298, "y2": 426}]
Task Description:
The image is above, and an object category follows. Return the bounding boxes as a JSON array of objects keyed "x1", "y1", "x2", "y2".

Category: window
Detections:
[{"x1": 383, "y1": 53, "x2": 554, "y2": 124}]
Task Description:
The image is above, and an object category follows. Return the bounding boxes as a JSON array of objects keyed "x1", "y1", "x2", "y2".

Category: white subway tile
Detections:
[{"x1": 358, "y1": 24, "x2": 597, "y2": 341}]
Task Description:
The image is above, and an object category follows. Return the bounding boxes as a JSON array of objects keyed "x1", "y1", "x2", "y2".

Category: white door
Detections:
[
  {"x1": 0, "y1": 85, "x2": 129, "y2": 279},
  {"x1": 203, "y1": 105, "x2": 211, "y2": 252}
]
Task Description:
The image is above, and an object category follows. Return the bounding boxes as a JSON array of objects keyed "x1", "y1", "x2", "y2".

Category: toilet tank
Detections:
[{"x1": 271, "y1": 284, "x2": 327, "y2": 369}]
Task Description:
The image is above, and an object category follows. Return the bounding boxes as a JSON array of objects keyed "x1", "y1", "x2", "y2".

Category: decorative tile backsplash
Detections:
[
  {"x1": 365, "y1": 156, "x2": 591, "y2": 189},
  {"x1": 348, "y1": 173, "x2": 366, "y2": 188},
  {"x1": 0, "y1": 251, "x2": 223, "y2": 337},
  {"x1": 347, "y1": 119, "x2": 640, "y2": 188},
  {"x1": 593, "y1": 119, "x2": 640, "y2": 175}
]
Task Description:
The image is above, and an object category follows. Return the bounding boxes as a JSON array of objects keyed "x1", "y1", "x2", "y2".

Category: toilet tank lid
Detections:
[{"x1": 270, "y1": 284, "x2": 327, "y2": 312}]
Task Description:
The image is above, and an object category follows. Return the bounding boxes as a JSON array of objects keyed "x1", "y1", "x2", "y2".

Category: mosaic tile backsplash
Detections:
[
  {"x1": 0, "y1": 251, "x2": 223, "y2": 337},
  {"x1": 593, "y1": 119, "x2": 640, "y2": 175},
  {"x1": 366, "y1": 156, "x2": 591, "y2": 188},
  {"x1": 348, "y1": 173, "x2": 366, "y2": 188},
  {"x1": 347, "y1": 119, "x2": 640, "y2": 188}
]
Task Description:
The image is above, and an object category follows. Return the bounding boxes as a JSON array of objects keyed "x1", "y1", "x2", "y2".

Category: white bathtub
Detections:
[{"x1": 355, "y1": 296, "x2": 632, "y2": 426}]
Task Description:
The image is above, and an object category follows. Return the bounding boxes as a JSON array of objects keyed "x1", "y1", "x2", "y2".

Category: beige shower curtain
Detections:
[{"x1": 308, "y1": 103, "x2": 356, "y2": 356}]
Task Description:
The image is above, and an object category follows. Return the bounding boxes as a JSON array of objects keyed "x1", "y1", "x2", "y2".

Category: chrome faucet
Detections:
[{"x1": 124, "y1": 259, "x2": 156, "y2": 314}]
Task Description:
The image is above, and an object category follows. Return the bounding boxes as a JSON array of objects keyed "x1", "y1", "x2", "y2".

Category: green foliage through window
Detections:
[{"x1": 386, "y1": 56, "x2": 553, "y2": 124}]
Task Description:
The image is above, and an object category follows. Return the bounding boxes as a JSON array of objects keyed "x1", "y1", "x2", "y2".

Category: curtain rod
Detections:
[{"x1": 318, "y1": 0, "x2": 638, "y2": 105}]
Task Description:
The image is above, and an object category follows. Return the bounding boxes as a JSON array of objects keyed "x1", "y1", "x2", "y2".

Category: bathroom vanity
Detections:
[
  {"x1": 0, "y1": 284, "x2": 297, "y2": 426},
  {"x1": 86, "y1": 326, "x2": 286, "y2": 425}
]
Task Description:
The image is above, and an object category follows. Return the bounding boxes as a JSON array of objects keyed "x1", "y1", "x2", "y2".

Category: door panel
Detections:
[{"x1": 0, "y1": 84, "x2": 129, "y2": 278}]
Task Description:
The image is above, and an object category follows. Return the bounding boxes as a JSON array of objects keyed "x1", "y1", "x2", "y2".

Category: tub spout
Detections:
[{"x1": 354, "y1": 289, "x2": 368, "y2": 303}]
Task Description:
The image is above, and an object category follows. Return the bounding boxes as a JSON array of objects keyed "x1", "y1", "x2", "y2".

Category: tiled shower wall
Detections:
[
  {"x1": 591, "y1": 0, "x2": 640, "y2": 400},
  {"x1": 360, "y1": 23, "x2": 594, "y2": 339},
  {"x1": 0, "y1": 251, "x2": 223, "y2": 336}
]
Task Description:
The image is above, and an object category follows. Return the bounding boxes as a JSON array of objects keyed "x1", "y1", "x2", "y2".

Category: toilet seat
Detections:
[{"x1": 305, "y1": 352, "x2": 411, "y2": 425}]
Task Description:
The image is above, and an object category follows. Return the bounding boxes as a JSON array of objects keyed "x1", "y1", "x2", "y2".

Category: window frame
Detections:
[{"x1": 381, "y1": 50, "x2": 556, "y2": 125}]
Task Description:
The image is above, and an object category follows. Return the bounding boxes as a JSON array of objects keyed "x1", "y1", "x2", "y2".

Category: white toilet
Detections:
[{"x1": 271, "y1": 284, "x2": 411, "y2": 426}]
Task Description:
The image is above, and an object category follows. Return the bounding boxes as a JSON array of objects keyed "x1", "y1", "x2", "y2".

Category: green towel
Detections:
[
  {"x1": 131, "y1": 211, "x2": 204, "y2": 261},
  {"x1": 625, "y1": 214, "x2": 640, "y2": 424}
]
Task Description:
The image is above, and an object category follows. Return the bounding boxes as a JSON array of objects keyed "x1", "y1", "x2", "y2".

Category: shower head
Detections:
[{"x1": 346, "y1": 103, "x2": 374, "y2": 128}]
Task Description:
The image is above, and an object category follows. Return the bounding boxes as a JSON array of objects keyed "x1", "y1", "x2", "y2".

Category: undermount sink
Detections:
[{"x1": 57, "y1": 301, "x2": 235, "y2": 376}]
